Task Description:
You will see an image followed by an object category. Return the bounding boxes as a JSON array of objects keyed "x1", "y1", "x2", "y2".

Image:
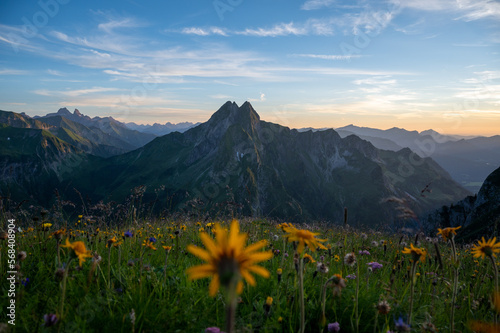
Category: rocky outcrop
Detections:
[{"x1": 422, "y1": 166, "x2": 500, "y2": 240}]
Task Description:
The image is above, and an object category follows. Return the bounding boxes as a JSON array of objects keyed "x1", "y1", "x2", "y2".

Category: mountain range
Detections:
[
  {"x1": 124, "y1": 121, "x2": 200, "y2": 136},
  {"x1": 333, "y1": 125, "x2": 500, "y2": 193},
  {"x1": 0, "y1": 101, "x2": 475, "y2": 226}
]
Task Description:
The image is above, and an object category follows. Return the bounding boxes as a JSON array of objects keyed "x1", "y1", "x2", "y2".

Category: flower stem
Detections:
[
  {"x1": 450, "y1": 238, "x2": 459, "y2": 333},
  {"x1": 225, "y1": 278, "x2": 238, "y2": 333},
  {"x1": 321, "y1": 276, "x2": 335, "y2": 332},
  {"x1": 163, "y1": 252, "x2": 169, "y2": 283},
  {"x1": 355, "y1": 261, "x2": 360, "y2": 333},
  {"x1": 107, "y1": 246, "x2": 112, "y2": 288},
  {"x1": 298, "y1": 256, "x2": 305, "y2": 333},
  {"x1": 489, "y1": 254, "x2": 499, "y2": 325},
  {"x1": 56, "y1": 240, "x2": 61, "y2": 267},
  {"x1": 408, "y1": 260, "x2": 417, "y2": 325},
  {"x1": 59, "y1": 259, "x2": 73, "y2": 320},
  {"x1": 489, "y1": 254, "x2": 499, "y2": 292}
]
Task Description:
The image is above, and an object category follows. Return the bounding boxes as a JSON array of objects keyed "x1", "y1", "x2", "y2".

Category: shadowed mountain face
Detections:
[
  {"x1": 69, "y1": 101, "x2": 470, "y2": 226},
  {"x1": 0, "y1": 125, "x2": 96, "y2": 205},
  {"x1": 423, "y1": 166, "x2": 500, "y2": 241}
]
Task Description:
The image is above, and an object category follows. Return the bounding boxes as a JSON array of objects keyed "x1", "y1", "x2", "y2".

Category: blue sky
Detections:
[{"x1": 0, "y1": 0, "x2": 499, "y2": 135}]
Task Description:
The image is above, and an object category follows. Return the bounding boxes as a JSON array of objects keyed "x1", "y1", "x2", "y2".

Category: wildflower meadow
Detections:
[{"x1": 1, "y1": 212, "x2": 499, "y2": 333}]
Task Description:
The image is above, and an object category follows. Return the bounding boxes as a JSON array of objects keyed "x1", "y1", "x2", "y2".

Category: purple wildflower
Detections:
[
  {"x1": 328, "y1": 322, "x2": 340, "y2": 332},
  {"x1": 359, "y1": 250, "x2": 370, "y2": 255},
  {"x1": 346, "y1": 274, "x2": 357, "y2": 279},
  {"x1": 149, "y1": 237, "x2": 157, "y2": 243},
  {"x1": 367, "y1": 262, "x2": 383, "y2": 271},
  {"x1": 394, "y1": 316, "x2": 411, "y2": 332},
  {"x1": 205, "y1": 327, "x2": 225, "y2": 333},
  {"x1": 43, "y1": 313, "x2": 58, "y2": 327},
  {"x1": 124, "y1": 230, "x2": 133, "y2": 238}
]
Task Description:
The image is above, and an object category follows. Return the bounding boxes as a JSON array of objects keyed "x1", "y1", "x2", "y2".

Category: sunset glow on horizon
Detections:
[{"x1": 0, "y1": 0, "x2": 498, "y2": 136}]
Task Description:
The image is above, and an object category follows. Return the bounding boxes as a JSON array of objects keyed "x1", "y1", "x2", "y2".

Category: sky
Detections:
[{"x1": 0, "y1": 0, "x2": 499, "y2": 136}]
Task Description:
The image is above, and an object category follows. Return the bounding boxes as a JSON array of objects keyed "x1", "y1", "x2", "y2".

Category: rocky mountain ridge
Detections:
[{"x1": 69, "y1": 101, "x2": 470, "y2": 226}]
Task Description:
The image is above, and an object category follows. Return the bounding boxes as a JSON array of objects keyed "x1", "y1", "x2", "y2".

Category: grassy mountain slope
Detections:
[
  {"x1": 0, "y1": 125, "x2": 97, "y2": 205},
  {"x1": 39, "y1": 116, "x2": 131, "y2": 156}
]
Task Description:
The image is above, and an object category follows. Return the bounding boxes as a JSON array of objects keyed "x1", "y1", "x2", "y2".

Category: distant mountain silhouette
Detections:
[
  {"x1": 125, "y1": 121, "x2": 200, "y2": 136},
  {"x1": 334, "y1": 125, "x2": 499, "y2": 193}
]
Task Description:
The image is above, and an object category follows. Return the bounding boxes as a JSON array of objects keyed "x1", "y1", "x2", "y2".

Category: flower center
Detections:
[{"x1": 483, "y1": 246, "x2": 493, "y2": 257}]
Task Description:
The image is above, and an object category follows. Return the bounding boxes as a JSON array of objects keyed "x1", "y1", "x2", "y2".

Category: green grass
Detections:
[{"x1": 0, "y1": 213, "x2": 497, "y2": 333}]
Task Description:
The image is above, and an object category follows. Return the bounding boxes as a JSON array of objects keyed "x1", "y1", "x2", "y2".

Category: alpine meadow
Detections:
[{"x1": 1, "y1": 0, "x2": 500, "y2": 332}]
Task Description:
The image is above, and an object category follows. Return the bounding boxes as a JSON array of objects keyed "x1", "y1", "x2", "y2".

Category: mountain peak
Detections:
[
  {"x1": 74, "y1": 109, "x2": 82, "y2": 117},
  {"x1": 208, "y1": 101, "x2": 260, "y2": 127},
  {"x1": 57, "y1": 107, "x2": 71, "y2": 115}
]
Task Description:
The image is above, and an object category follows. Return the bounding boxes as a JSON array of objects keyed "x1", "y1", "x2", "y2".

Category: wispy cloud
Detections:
[
  {"x1": 456, "y1": 0, "x2": 500, "y2": 21},
  {"x1": 291, "y1": 54, "x2": 364, "y2": 60},
  {"x1": 97, "y1": 17, "x2": 145, "y2": 33},
  {"x1": 0, "y1": 68, "x2": 29, "y2": 75},
  {"x1": 57, "y1": 95, "x2": 181, "y2": 110},
  {"x1": 181, "y1": 27, "x2": 228, "y2": 36},
  {"x1": 180, "y1": 19, "x2": 336, "y2": 37},
  {"x1": 47, "y1": 69, "x2": 64, "y2": 76},
  {"x1": 454, "y1": 71, "x2": 500, "y2": 105},
  {"x1": 336, "y1": 10, "x2": 396, "y2": 35},
  {"x1": 301, "y1": 0, "x2": 337, "y2": 10},
  {"x1": 237, "y1": 22, "x2": 309, "y2": 37},
  {"x1": 394, "y1": 0, "x2": 500, "y2": 21},
  {"x1": 34, "y1": 87, "x2": 121, "y2": 97},
  {"x1": 394, "y1": 18, "x2": 426, "y2": 35}
]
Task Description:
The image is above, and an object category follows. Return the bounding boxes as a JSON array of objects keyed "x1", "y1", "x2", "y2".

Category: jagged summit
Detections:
[
  {"x1": 57, "y1": 107, "x2": 71, "y2": 115},
  {"x1": 207, "y1": 101, "x2": 260, "y2": 128},
  {"x1": 74, "y1": 109, "x2": 82, "y2": 116}
]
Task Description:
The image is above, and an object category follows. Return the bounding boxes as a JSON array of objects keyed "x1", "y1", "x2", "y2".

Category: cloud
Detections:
[
  {"x1": 0, "y1": 69, "x2": 29, "y2": 75},
  {"x1": 301, "y1": 0, "x2": 337, "y2": 10},
  {"x1": 98, "y1": 17, "x2": 145, "y2": 33},
  {"x1": 47, "y1": 69, "x2": 64, "y2": 76},
  {"x1": 248, "y1": 93, "x2": 266, "y2": 102},
  {"x1": 336, "y1": 10, "x2": 396, "y2": 35},
  {"x1": 57, "y1": 95, "x2": 181, "y2": 110},
  {"x1": 181, "y1": 27, "x2": 228, "y2": 36},
  {"x1": 291, "y1": 54, "x2": 364, "y2": 60},
  {"x1": 394, "y1": 18, "x2": 426, "y2": 35},
  {"x1": 180, "y1": 19, "x2": 336, "y2": 38},
  {"x1": 33, "y1": 87, "x2": 121, "y2": 97},
  {"x1": 394, "y1": 0, "x2": 500, "y2": 21},
  {"x1": 456, "y1": 0, "x2": 500, "y2": 21},
  {"x1": 237, "y1": 22, "x2": 309, "y2": 37},
  {"x1": 455, "y1": 71, "x2": 500, "y2": 103},
  {"x1": 353, "y1": 76, "x2": 397, "y2": 86}
]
